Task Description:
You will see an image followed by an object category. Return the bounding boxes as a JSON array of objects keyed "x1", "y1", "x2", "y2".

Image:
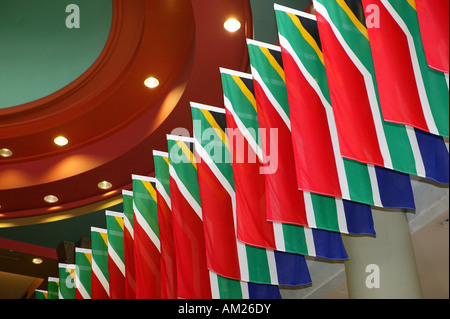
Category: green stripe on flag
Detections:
[
  {"x1": 167, "y1": 138, "x2": 202, "y2": 208},
  {"x1": 153, "y1": 151, "x2": 171, "y2": 199},
  {"x1": 47, "y1": 277, "x2": 59, "y2": 299},
  {"x1": 58, "y1": 263, "x2": 76, "y2": 299},
  {"x1": 75, "y1": 248, "x2": 92, "y2": 299},
  {"x1": 122, "y1": 190, "x2": 134, "y2": 231},
  {"x1": 35, "y1": 289, "x2": 47, "y2": 299},
  {"x1": 132, "y1": 176, "x2": 160, "y2": 246},
  {"x1": 91, "y1": 227, "x2": 109, "y2": 295},
  {"x1": 106, "y1": 211, "x2": 125, "y2": 276}
]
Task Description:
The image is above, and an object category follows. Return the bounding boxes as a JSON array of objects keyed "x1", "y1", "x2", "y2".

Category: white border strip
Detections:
[
  {"x1": 274, "y1": 3, "x2": 317, "y2": 20},
  {"x1": 190, "y1": 101, "x2": 226, "y2": 114},
  {"x1": 153, "y1": 150, "x2": 168, "y2": 157},
  {"x1": 169, "y1": 164, "x2": 202, "y2": 220},
  {"x1": 105, "y1": 210, "x2": 125, "y2": 218},
  {"x1": 132, "y1": 174, "x2": 157, "y2": 183},
  {"x1": 91, "y1": 227, "x2": 107, "y2": 233},
  {"x1": 166, "y1": 134, "x2": 195, "y2": 143},
  {"x1": 122, "y1": 189, "x2": 133, "y2": 196},
  {"x1": 247, "y1": 38, "x2": 281, "y2": 52},
  {"x1": 75, "y1": 248, "x2": 92, "y2": 254},
  {"x1": 219, "y1": 67, "x2": 253, "y2": 79}
]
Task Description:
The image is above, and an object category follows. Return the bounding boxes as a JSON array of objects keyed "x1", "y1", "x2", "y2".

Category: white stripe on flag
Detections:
[
  {"x1": 240, "y1": 281, "x2": 250, "y2": 299},
  {"x1": 250, "y1": 65, "x2": 291, "y2": 131},
  {"x1": 335, "y1": 198, "x2": 349, "y2": 234},
  {"x1": 367, "y1": 164, "x2": 382, "y2": 207},
  {"x1": 75, "y1": 276, "x2": 91, "y2": 299},
  {"x1": 265, "y1": 249, "x2": 279, "y2": 285},
  {"x1": 155, "y1": 178, "x2": 171, "y2": 210},
  {"x1": 223, "y1": 95, "x2": 264, "y2": 162},
  {"x1": 123, "y1": 216, "x2": 134, "y2": 239},
  {"x1": 168, "y1": 164, "x2": 203, "y2": 220},
  {"x1": 405, "y1": 126, "x2": 426, "y2": 178},
  {"x1": 194, "y1": 139, "x2": 235, "y2": 200},
  {"x1": 272, "y1": 222, "x2": 286, "y2": 252},
  {"x1": 313, "y1": 0, "x2": 393, "y2": 170},
  {"x1": 304, "y1": 227, "x2": 316, "y2": 257},
  {"x1": 133, "y1": 202, "x2": 161, "y2": 252},
  {"x1": 303, "y1": 191, "x2": 317, "y2": 229},
  {"x1": 209, "y1": 271, "x2": 220, "y2": 299},
  {"x1": 92, "y1": 258, "x2": 110, "y2": 297},
  {"x1": 108, "y1": 244, "x2": 126, "y2": 277}
]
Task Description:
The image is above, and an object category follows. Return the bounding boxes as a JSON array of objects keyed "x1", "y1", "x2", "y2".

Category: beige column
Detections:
[{"x1": 342, "y1": 208, "x2": 423, "y2": 299}]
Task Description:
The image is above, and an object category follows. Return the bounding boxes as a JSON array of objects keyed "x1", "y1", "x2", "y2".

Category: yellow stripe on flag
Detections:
[
  {"x1": 406, "y1": 0, "x2": 416, "y2": 10},
  {"x1": 85, "y1": 252, "x2": 92, "y2": 265},
  {"x1": 231, "y1": 75, "x2": 257, "y2": 112},
  {"x1": 287, "y1": 12, "x2": 324, "y2": 65},
  {"x1": 100, "y1": 232, "x2": 108, "y2": 247},
  {"x1": 115, "y1": 216, "x2": 124, "y2": 231},
  {"x1": 336, "y1": 0, "x2": 369, "y2": 40},
  {"x1": 143, "y1": 180, "x2": 157, "y2": 203},
  {"x1": 259, "y1": 46, "x2": 286, "y2": 83},
  {"x1": 69, "y1": 268, "x2": 76, "y2": 281},
  {"x1": 199, "y1": 109, "x2": 231, "y2": 152},
  {"x1": 175, "y1": 140, "x2": 197, "y2": 169}
]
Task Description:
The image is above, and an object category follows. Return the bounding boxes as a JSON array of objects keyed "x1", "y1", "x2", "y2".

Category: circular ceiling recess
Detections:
[
  {"x1": 0, "y1": 0, "x2": 113, "y2": 110},
  {"x1": 0, "y1": 0, "x2": 253, "y2": 220}
]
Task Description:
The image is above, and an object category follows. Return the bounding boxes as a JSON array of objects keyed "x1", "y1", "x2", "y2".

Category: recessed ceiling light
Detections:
[
  {"x1": 98, "y1": 181, "x2": 112, "y2": 190},
  {"x1": 44, "y1": 195, "x2": 59, "y2": 203},
  {"x1": 144, "y1": 77, "x2": 159, "y2": 88},
  {"x1": 54, "y1": 136, "x2": 68, "y2": 146},
  {"x1": 32, "y1": 258, "x2": 43, "y2": 265},
  {"x1": 224, "y1": 18, "x2": 241, "y2": 32},
  {"x1": 0, "y1": 148, "x2": 12, "y2": 158}
]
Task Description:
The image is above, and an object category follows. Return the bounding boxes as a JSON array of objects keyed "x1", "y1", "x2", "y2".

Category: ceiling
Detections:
[{"x1": 0, "y1": 0, "x2": 255, "y2": 218}]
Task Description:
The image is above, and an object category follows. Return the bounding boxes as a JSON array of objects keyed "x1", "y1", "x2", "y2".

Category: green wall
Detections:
[{"x1": 0, "y1": 0, "x2": 112, "y2": 109}]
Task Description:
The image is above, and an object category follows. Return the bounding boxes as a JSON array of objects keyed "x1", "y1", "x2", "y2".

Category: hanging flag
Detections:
[
  {"x1": 153, "y1": 150, "x2": 178, "y2": 299},
  {"x1": 273, "y1": 4, "x2": 415, "y2": 210},
  {"x1": 415, "y1": 0, "x2": 449, "y2": 73},
  {"x1": 35, "y1": 289, "x2": 48, "y2": 299},
  {"x1": 361, "y1": 0, "x2": 448, "y2": 138},
  {"x1": 313, "y1": 0, "x2": 449, "y2": 184},
  {"x1": 122, "y1": 190, "x2": 136, "y2": 299},
  {"x1": 220, "y1": 67, "x2": 371, "y2": 240},
  {"x1": 47, "y1": 277, "x2": 59, "y2": 299},
  {"x1": 132, "y1": 174, "x2": 161, "y2": 299},
  {"x1": 191, "y1": 102, "x2": 311, "y2": 288},
  {"x1": 167, "y1": 135, "x2": 212, "y2": 299},
  {"x1": 91, "y1": 227, "x2": 110, "y2": 299},
  {"x1": 105, "y1": 210, "x2": 126, "y2": 299},
  {"x1": 75, "y1": 247, "x2": 92, "y2": 299},
  {"x1": 58, "y1": 263, "x2": 76, "y2": 299}
]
